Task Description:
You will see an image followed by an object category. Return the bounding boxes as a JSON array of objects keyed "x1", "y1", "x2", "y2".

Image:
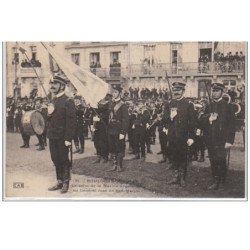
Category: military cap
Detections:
[
  {"x1": 212, "y1": 82, "x2": 225, "y2": 91},
  {"x1": 35, "y1": 97, "x2": 42, "y2": 101},
  {"x1": 172, "y1": 82, "x2": 186, "y2": 90},
  {"x1": 74, "y1": 95, "x2": 82, "y2": 100},
  {"x1": 22, "y1": 96, "x2": 28, "y2": 101},
  {"x1": 50, "y1": 74, "x2": 68, "y2": 85},
  {"x1": 112, "y1": 84, "x2": 123, "y2": 92}
]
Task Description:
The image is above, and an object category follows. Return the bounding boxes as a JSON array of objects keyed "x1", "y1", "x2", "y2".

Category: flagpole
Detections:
[{"x1": 18, "y1": 43, "x2": 50, "y2": 102}]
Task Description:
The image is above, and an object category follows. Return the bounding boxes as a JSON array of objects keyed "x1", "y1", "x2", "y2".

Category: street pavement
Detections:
[{"x1": 4, "y1": 132, "x2": 159, "y2": 199}]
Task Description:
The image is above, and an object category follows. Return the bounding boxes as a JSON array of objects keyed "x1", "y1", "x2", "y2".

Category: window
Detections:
[
  {"x1": 143, "y1": 45, "x2": 156, "y2": 66},
  {"x1": 13, "y1": 53, "x2": 19, "y2": 64},
  {"x1": 172, "y1": 50, "x2": 178, "y2": 64},
  {"x1": 32, "y1": 52, "x2": 36, "y2": 61},
  {"x1": 110, "y1": 52, "x2": 121, "y2": 65},
  {"x1": 90, "y1": 53, "x2": 100, "y2": 66},
  {"x1": 71, "y1": 53, "x2": 80, "y2": 66},
  {"x1": 223, "y1": 80, "x2": 236, "y2": 90}
]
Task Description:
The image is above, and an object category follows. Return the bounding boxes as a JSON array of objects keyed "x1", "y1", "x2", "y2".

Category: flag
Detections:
[{"x1": 41, "y1": 42, "x2": 110, "y2": 108}]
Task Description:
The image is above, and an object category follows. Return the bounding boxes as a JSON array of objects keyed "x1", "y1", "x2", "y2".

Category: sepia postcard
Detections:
[{"x1": 3, "y1": 41, "x2": 247, "y2": 200}]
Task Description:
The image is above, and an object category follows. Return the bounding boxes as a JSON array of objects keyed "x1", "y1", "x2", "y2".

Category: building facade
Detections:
[{"x1": 6, "y1": 41, "x2": 246, "y2": 99}]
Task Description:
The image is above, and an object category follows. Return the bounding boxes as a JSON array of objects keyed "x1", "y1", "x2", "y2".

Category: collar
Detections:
[
  {"x1": 56, "y1": 91, "x2": 65, "y2": 98},
  {"x1": 113, "y1": 97, "x2": 121, "y2": 103},
  {"x1": 176, "y1": 96, "x2": 184, "y2": 101},
  {"x1": 213, "y1": 97, "x2": 222, "y2": 103}
]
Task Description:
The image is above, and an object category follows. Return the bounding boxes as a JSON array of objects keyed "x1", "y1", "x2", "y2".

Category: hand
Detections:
[
  {"x1": 119, "y1": 134, "x2": 125, "y2": 140},
  {"x1": 146, "y1": 123, "x2": 150, "y2": 129},
  {"x1": 196, "y1": 129, "x2": 201, "y2": 136},
  {"x1": 187, "y1": 139, "x2": 194, "y2": 146},
  {"x1": 132, "y1": 124, "x2": 135, "y2": 129},
  {"x1": 65, "y1": 141, "x2": 71, "y2": 147},
  {"x1": 225, "y1": 142, "x2": 233, "y2": 149},
  {"x1": 163, "y1": 127, "x2": 168, "y2": 135},
  {"x1": 90, "y1": 125, "x2": 95, "y2": 132},
  {"x1": 93, "y1": 116, "x2": 100, "y2": 122}
]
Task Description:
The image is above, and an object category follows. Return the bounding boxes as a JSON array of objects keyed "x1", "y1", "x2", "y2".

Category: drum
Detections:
[{"x1": 22, "y1": 110, "x2": 45, "y2": 136}]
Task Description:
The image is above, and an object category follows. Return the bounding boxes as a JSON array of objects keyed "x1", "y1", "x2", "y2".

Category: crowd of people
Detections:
[
  {"x1": 6, "y1": 76, "x2": 245, "y2": 193},
  {"x1": 20, "y1": 59, "x2": 42, "y2": 68},
  {"x1": 198, "y1": 51, "x2": 245, "y2": 73},
  {"x1": 128, "y1": 87, "x2": 170, "y2": 100}
]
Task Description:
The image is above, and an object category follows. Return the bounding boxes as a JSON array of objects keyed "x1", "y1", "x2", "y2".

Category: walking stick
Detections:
[{"x1": 227, "y1": 148, "x2": 231, "y2": 169}]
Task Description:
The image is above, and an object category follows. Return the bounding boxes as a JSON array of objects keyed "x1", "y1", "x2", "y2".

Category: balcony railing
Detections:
[
  {"x1": 127, "y1": 61, "x2": 245, "y2": 77},
  {"x1": 17, "y1": 67, "x2": 42, "y2": 77}
]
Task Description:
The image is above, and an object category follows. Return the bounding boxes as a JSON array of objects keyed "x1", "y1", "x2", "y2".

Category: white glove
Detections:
[
  {"x1": 47, "y1": 104, "x2": 55, "y2": 115},
  {"x1": 209, "y1": 113, "x2": 218, "y2": 125},
  {"x1": 65, "y1": 141, "x2": 71, "y2": 147},
  {"x1": 93, "y1": 116, "x2": 100, "y2": 122},
  {"x1": 170, "y1": 109, "x2": 177, "y2": 121},
  {"x1": 225, "y1": 142, "x2": 233, "y2": 149},
  {"x1": 187, "y1": 139, "x2": 194, "y2": 146},
  {"x1": 196, "y1": 129, "x2": 201, "y2": 136},
  {"x1": 132, "y1": 124, "x2": 135, "y2": 129},
  {"x1": 163, "y1": 127, "x2": 168, "y2": 135},
  {"x1": 119, "y1": 134, "x2": 125, "y2": 140},
  {"x1": 90, "y1": 125, "x2": 95, "y2": 132},
  {"x1": 146, "y1": 123, "x2": 150, "y2": 129}
]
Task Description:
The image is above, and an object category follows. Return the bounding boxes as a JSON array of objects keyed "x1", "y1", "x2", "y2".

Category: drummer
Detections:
[
  {"x1": 19, "y1": 96, "x2": 32, "y2": 148},
  {"x1": 34, "y1": 97, "x2": 47, "y2": 151}
]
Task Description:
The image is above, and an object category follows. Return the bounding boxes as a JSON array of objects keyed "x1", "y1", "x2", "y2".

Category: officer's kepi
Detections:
[
  {"x1": 50, "y1": 75, "x2": 68, "y2": 86},
  {"x1": 172, "y1": 82, "x2": 186, "y2": 90},
  {"x1": 212, "y1": 82, "x2": 225, "y2": 91}
]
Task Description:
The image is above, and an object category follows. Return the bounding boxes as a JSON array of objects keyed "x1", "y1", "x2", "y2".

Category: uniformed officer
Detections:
[
  {"x1": 18, "y1": 96, "x2": 32, "y2": 148},
  {"x1": 73, "y1": 95, "x2": 85, "y2": 154},
  {"x1": 107, "y1": 85, "x2": 129, "y2": 172},
  {"x1": 164, "y1": 82, "x2": 196, "y2": 187},
  {"x1": 130, "y1": 102, "x2": 151, "y2": 161},
  {"x1": 203, "y1": 83, "x2": 235, "y2": 190},
  {"x1": 47, "y1": 75, "x2": 77, "y2": 193},
  {"x1": 91, "y1": 93, "x2": 111, "y2": 163}
]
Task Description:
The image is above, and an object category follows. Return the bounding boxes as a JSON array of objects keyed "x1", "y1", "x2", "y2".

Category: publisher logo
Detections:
[{"x1": 13, "y1": 182, "x2": 24, "y2": 188}]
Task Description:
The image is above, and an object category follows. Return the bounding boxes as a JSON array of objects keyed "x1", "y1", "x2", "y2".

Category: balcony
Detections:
[
  {"x1": 17, "y1": 67, "x2": 42, "y2": 78},
  {"x1": 127, "y1": 61, "x2": 245, "y2": 78}
]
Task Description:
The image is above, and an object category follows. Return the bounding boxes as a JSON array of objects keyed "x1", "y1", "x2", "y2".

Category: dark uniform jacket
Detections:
[
  {"x1": 163, "y1": 98, "x2": 196, "y2": 141},
  {"x1": 203, "y1": 99, "x2": 235, "y2": 146},
  {"x1": 108, "y1": 100, "x2": 129, "y2": 135},
  {"x1": 133, "y1": 109, "x2": 151, "y2": 129},
  {"x1": 47, "y1": 94, "x2": 77, "y2": 142}
]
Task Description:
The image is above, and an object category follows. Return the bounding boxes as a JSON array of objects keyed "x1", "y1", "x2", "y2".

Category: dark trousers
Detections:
[
  {"x1": 49, "y1": 139, "x2": 70, "y2": 183},
  {"x1": 18, "y1": 120, "x2": 30, "y2": 146},
  {"x1": 159, "y1": 131, "x2": 168, "y2": 156},
  {"x1": 168, "y1": 139, "x2": 188, "y2": 177},
  {"x1": 207, "y1": 145, "x2": 228, "y2": 181},
  {"x1": 93, "y1": 130, "x2": 108, "y2": 158},
  {"x1": 108, "y1": 133, "x2": 126, "y2": 156},
  {"x1": 128, "y1": 128, "x2": 135, "y2": 152},
  {"x1": 133, "y1": 128, "x2": 146, "y2": 157},
  {"x1": 73, "y1": 126, "x2": 85, "y2": 149},
  {"x1": 7, "y1": 116, "x2": 14, "y2": 132},
  {"x1": 194, "y1": 136, "x2": 205, "y2": 158}
]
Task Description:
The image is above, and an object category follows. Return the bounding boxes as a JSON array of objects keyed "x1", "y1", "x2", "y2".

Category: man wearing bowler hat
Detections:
[
  {"x1": 107, "y1": 85, "x2": 129, "y2": 172},
  {"x1": 47, "y1": 74, "x2": 77, "y2": 193},
  {"x1": 203, "y1": 82, "x2": 235, "y2": 190},
  {"x1": 163, "y1": 81, "x2": 196, "y2": 187}
]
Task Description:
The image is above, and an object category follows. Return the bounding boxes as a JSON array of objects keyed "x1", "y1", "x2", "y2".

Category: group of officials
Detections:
[{"x1": 8, "y1": 74, "x2": 237, "y2": 194}]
